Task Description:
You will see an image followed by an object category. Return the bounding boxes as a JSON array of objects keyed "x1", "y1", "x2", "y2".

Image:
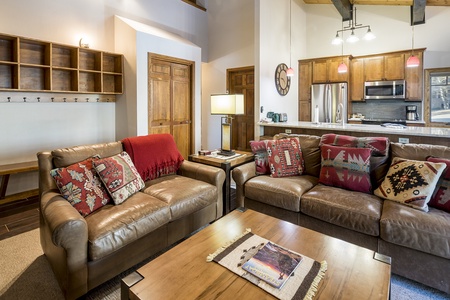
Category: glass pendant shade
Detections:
[
  {"x1": 332, "y1": 33, "x2": 343, "y2": 45},
  {"x1": 406, "y1": 55, "x2": 420, "y2": 68},
  {"x1": 337, "y1": 62, "x2": 348, "y2": 73},
  {"x1": 286, "y1": 67, "x2": 294, "y2": 77},
  {"x1": 346, "y1": 30, "x2": 359, "y2": 43},
  {"x1": 363, "y1": 28, "x2": 376, "y2": 41}
]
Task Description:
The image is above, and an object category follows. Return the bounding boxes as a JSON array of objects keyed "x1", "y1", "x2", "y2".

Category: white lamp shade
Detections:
[{"x1": 211, "y1": 94, "x2": 244, "y2": 115}]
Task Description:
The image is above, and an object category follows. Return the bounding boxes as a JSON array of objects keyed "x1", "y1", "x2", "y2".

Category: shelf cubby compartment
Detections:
[
  {"x1": 0, "y1": 63, "x2": 18, "y2": 89},
  {"x1": 0, "y1": 35, "x2": 18, "y2": 63},
  {"x1": 19, "y1": 66, "x2": 51, "y2": 90},
  {"x1": 79, "y1": 71, "x2": 101, "y2": 93},
  {"x1": 19, "y1": 39, "x2": 50, "y2": 66},
  {"x1": 103, "y1": 53, "x2": 122, "y2": 73},
  {"x1": 79, "y1": 49, "x2": 101, "y2": 71},
  {"x1": 103, "y1": 73, "x2": 123, "y2": 94},
  {"x1": 52, "y1": 44, "x2": 77, "y2": 68},
  {"x1": 52, "y1": 69, "x2": 78, "y2": 92}
]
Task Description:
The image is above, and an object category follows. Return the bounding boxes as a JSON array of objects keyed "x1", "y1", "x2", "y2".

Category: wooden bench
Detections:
[{"x1": 0, "y1": 161, "x2": 39, "y2": 205}]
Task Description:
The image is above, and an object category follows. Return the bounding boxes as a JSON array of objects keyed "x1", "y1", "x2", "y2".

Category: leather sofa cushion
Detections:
[
  {"x1": 52, "y1": 142, "x2": 123, "y2": 168},
  {"x1": 301, "y1": 184, "x2": 383, "y2": 236},
  {"x1": 245, "y1": 175, "x2": 318, "y2": 212},
  {"x1": 85, "y1": 192, "x2": 170, "y2": 261},
  {"x1": 143, "y1": 175, "x2": 217, "y2": 220},
  {"x1": 380, "y1": 200, "x2": 450, "y2": 259}
]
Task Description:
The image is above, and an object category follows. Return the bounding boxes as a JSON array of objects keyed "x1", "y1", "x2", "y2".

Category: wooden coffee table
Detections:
[{"x1": 122, "y1": 208, "x2": 391, "y2": 299}]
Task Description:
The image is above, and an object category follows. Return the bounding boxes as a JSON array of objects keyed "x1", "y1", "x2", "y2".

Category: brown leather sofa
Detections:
[
  {"x1": 37, "y1": 141, "x2": 225, "y2": 299},
  {"x1": 232, "y1": 133, "x2": 450, "y2": 294}
]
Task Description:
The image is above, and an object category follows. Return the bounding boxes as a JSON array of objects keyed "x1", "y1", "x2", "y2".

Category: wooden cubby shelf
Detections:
[{"x1": 0, "y1": 33, "x2": 123, "y2": 97}]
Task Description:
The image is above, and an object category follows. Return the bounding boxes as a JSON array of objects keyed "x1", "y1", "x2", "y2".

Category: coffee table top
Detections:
[{"x1": 128, "y1": 208, "x2": 390, "y2": 299}]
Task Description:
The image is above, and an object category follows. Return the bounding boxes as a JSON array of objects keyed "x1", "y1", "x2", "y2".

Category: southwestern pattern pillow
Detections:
[
  {"x1": 50, "y1": 156, "x2": 111, "y2": 217},
  {"x1": 250, "y1": 140, "x2": 271, "y2": 175},
  {"x1": 93, "y1": 152, "x2": 145, "y2": 205},
  {"x1": 266, "y1": 138, "x2": 304, "y2": 178},
  {"x1": 427, "y1": 157, "x2": 450, "y2": 213},
  {"x1": 320, "y1": 133, "x2": 389, "y2": 156},
  {"x1": 319, "y1": 145, "x2": 372, "y2": 193},
  {"x1": 374, "y1": 157, "x2": 447, "y2": 211}
]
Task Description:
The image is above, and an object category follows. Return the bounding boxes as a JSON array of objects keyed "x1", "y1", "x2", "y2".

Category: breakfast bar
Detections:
[{"x1": 258, "y1": 122, "x2": 450, "y2": 146}]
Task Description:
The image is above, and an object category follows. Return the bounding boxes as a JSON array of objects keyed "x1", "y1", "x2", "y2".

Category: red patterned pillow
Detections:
[
  {"x1": 319, "y1": 145, "x2": 372, "y2": 193},
  {"x1": 50, "y1": 156, "x2": 111, "y2": 217},
  {"x1": 250, "y1": 140, "x2": 271, "y2": 175},
  {"x1": 320, "y1": 133, "x2": 389, "y2": 156},
  {"x1": 266, "y1": 138, "x2": 304, "y2": 178},
  {"x1": 427, "y1": 157, "x2": 450, "y2": 213},
  {"x1": 374, "y1": 157, "x2": 447, "y2": 211},
  {"x1": 93, "y1": 152, "x2": 145, "y2": 205}
]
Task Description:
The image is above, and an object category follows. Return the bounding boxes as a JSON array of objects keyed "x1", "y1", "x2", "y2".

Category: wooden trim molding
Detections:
[{"x1": 181, "y1": 0, "x2": 206, "y2": 11}]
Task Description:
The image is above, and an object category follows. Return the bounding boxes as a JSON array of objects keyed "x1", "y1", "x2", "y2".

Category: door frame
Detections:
[{"x1": 148, "y1": 53, "x2": 195, "y2": 155}]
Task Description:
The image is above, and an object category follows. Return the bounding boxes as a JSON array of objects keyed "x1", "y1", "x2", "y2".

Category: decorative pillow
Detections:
[
  {"x1": 50, "y1": 156, "x2": 111, "y2": 217},
  {"x1": 427, "y1": 157, "x2": 450, "y2": 213},
  {"x1": 250, "y1": 140, "x2": 271, "y2": 175},
  {"x1": 266, "y1": 138, "x2": 304, "y2": 178},
  {"x1": 319, "y1": 145, "x2": 372, "y2": 193},
  {"x1": 122, "y1": 134, "x2": 184, "y2": 181},
  {"x1": 320, "y1": 133, "x2": 389, "y2": 156},
  {"x1": 374, "y1": 157, "x2": 447, "y2": 211},
  {"x1": 93, "y1": 152, "x2": 145, "y2": 205}
]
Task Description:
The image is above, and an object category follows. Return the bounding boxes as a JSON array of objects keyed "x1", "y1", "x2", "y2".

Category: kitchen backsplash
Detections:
[{"x1": 352, "y1": 100, "x2": 423, "y2": 121}]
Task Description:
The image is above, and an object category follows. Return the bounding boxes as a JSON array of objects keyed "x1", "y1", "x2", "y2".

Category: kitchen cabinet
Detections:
[
  {"x1": 405, "y1": 50, "x2": 424, "y2": 101},
  {"x1": 312, "y1": 56, "x2": 349, "y2": 84},
  {"x1": 350, "y1": 58, "x2": 365, "y2": 101},
  {"x1": 298, "y1": 61, "x2": 312, "y2": 121},
  {"x1": 364, "y1": 53, "x2": 404, "y2": 81},
  {"x1": 0, "y1": 33, "x2": 123, "y2": 100}
]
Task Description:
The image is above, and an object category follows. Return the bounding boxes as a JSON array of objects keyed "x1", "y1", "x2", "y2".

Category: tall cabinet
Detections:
[{"x1": 0, "y1": 33, "x2": 123, "y2": 102}]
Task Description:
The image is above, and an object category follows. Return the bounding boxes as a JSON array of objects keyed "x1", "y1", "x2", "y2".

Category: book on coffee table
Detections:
[{"x1": 242, "y1": 242, "x2": 303, "y2": 289}]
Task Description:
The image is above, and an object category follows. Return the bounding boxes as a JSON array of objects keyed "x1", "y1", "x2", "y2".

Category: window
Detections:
[{"x1": 425, "y1": 68, "x2": 450, "y2": 125}]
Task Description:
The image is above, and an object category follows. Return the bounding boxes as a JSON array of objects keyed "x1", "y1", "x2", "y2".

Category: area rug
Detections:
[
  {"x1": 1, "y1": 228, "x2": 449, "y2": 300},
  {"x1": 207, "y1": 229, "x2": 327, "y2": 300}
]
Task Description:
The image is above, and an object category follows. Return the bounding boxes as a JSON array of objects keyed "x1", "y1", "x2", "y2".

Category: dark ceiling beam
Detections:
[
  {"x1": 331, "y1": 0, "x2": 353, "y2": 22},
  {"x1": 411, "y1": 0, "x2": 426, "y2": 25}
]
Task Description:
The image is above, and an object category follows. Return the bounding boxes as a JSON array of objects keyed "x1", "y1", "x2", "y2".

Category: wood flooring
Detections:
[{"x1": 0, "y1": 196, "x2": 39, "y2": 241}]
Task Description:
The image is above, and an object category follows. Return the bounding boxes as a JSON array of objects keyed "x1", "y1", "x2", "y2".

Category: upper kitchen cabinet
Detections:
[
  {"x1": 405, "y1": 49, "x2": 424, "y2": 101},
  {"x1": 350, "y1": 57, "x2": 364, "y2": 101},
  {"x1": 364, "y1": 53, "x2": 404, "y2": 81},
  {"x1": 299, "y1": 60, "x2": 312, "y2": 121},
  {"x1": 312, "y1": 56, "x2": 350, "y2": 84}
]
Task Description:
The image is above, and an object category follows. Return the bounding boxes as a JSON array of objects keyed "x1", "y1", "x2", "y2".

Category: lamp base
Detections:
[{"x1": 218, "y1": 150, "x2": 236, "y2": 156}]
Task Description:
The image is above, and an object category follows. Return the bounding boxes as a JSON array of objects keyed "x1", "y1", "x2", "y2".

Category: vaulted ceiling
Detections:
[{"x1": 303, "y1": 0, "x2": 450, "y2": 25}]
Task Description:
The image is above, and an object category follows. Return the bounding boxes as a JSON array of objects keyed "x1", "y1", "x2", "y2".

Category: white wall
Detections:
[
  {"x1": 202, "y1": 0, "x2": 255, "y2": 150},
  {"x1": 0, "y1": 0, "x2": 208, "y2": 195}
]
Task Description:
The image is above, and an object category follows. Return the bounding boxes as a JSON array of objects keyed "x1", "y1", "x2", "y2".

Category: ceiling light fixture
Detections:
[
  {"x1": 287, "y1": 0, "x2": 294, "y2": 77},
  {"x1": 406, "y1": 25, "x2": 420, "y2": 68},
  {"x1": 337, "y1": 21, "x2": 347, "y2": 73},
  {"x1": 332, "y1": 6, "x2": 375, "y2": 45}
]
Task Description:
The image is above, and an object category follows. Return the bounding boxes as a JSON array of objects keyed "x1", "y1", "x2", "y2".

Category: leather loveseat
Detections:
[
  {"x1": 232, "y1": 133, "x2": 450, "y2": 294},
  {"x1": 37, "y1": 134, "x2": 225, "y2": 299}
]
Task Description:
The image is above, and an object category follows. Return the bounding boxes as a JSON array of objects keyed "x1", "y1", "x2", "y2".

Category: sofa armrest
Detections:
[
  {"x1": 232, "y1": 162, "x2": 257, "y2": 208},
  {"x1": 178, "y1": 160, "x2": 226, "y2": 217}
]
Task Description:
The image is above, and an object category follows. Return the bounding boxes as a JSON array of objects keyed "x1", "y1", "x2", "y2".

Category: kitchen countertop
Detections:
[{"x1": 257, "y1": 121, "x2": 450, "y2": 138}]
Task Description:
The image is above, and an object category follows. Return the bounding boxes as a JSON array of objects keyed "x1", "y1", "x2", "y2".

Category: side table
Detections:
[{"x1": 188, "y1": 151, "x2": 254, "y2": 215}]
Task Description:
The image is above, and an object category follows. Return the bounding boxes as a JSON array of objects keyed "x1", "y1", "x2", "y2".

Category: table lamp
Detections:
[{"x1": 211, "y1": 94, "x2": 244, "y2": 156}]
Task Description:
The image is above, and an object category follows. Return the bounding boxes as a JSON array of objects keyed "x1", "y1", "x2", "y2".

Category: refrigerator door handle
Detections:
[{"x1": 325, "y1": 84, "x2": 331, "y2": 123}]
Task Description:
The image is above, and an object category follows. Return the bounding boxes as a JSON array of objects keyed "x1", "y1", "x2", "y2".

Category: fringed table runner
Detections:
[{"x1": 207, "y1": 229, "x2": 327, "y2": 300}]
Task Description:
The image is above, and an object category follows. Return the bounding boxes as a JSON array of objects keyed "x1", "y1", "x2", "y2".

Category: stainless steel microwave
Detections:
[{"x1": 364, "y1": 80, "x2": 406, "y2": 100}]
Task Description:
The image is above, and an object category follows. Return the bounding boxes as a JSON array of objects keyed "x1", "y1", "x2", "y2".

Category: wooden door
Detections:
[
  {"x1": 350, "y1": 58, "x2": 365, "y2": 101},
  {"x1": 227, "y1": 66, "x2": 255, "y2": 152},
  {"x1": 299, "y1": 61, "x2": 312, "y2": 121},
  {"x1": 364, "y1": 56, "x2": 384, "y2": 81},
  {"x1": 148, "y1": 55, "x2": 192, "y2": 159},
  {"x1": 384, "y1": 53, "x2": 405, "y2": 80},
  {"x1": 327, "y1": 57, "x2": 350, "y2": 83},
  {"x1": 312, "y1": 59, "x2": 328, "y2": 83}
]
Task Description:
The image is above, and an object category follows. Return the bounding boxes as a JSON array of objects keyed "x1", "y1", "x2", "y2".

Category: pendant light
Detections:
[
  {"x1": 406, "y1": 25, "x2": 420, "y2": 68},
  {"x1": 337, "y1": 21, "x2": 348, "y2": 73},
  {"x1": 286, "y1": 0, "x2": 294, "y2": 77}
]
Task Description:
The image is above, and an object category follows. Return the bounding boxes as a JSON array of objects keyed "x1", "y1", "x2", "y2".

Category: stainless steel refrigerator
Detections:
[{"x1": 311, "y1": 82, "x2": 347, "y2": 124}]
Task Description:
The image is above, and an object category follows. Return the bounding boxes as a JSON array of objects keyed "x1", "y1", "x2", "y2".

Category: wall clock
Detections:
[{"x1": 275, "y1": 63, "x2": 291, "y2": 96}]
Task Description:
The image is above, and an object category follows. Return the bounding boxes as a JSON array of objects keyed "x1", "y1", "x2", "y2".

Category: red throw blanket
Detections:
[{"x1": 122, "y1": 134, "x2": 184, "y2": 181}]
